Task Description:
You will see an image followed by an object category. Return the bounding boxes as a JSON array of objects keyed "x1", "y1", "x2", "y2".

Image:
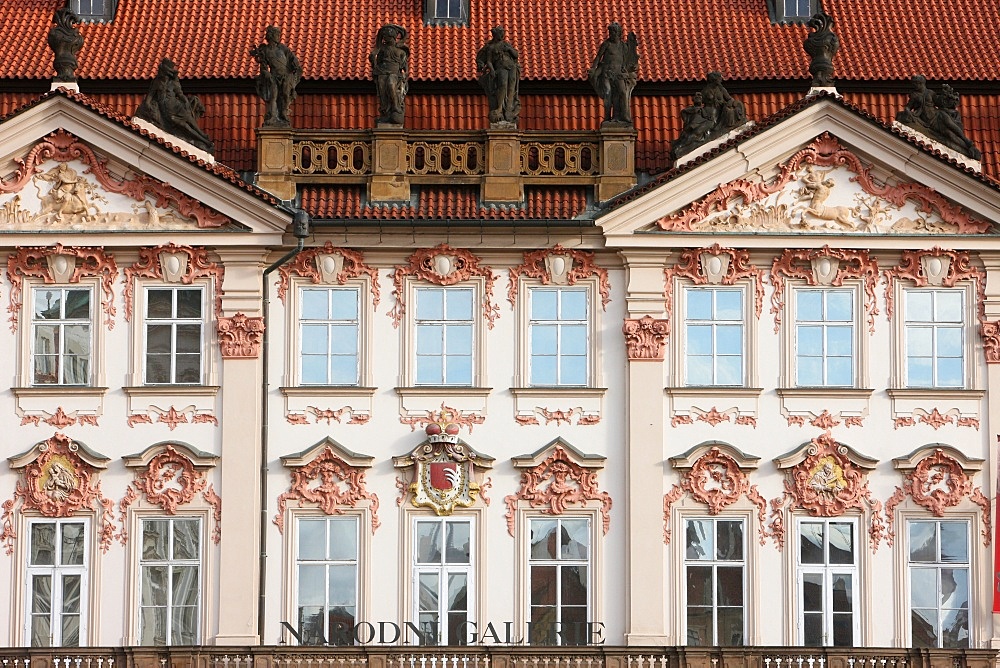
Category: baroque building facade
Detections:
[{"x1": 0, "y1": 0, "x2": 999, "y2": 664}]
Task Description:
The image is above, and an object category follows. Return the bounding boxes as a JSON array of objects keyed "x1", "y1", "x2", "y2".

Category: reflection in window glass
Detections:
[
  {"x1": 26, "y1": 520, "x2": 88, "y2": 647},
  {"x1": 909, "y1": 520, "x2": 969, "y2": 648},
  {"x1": 529, "y1": 517, "x2": 590, "y2": 645},
  {"x1": 413, "y1": 518, "x2": 473, "y2": 645},
  {"x1": 797, "y1": 520, "x2": 856, "y2": 646},
  {"x1": 684, "y1": 518, "x2": 744, "y2": 646},
  {"x1": 146, "y1": 287, "x2": 203, "y2": 384},
  {"x1": 139, "y1": 517, "x2": 201, "y2": 646},
  {"x1": 32, "y1": 287, "x2": 91, "y2": 385},
  {"x1": 296, "y1": 516, "x2": 358, "y2": 645}
]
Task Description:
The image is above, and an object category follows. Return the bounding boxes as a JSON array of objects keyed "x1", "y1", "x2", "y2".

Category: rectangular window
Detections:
[
  {"x1": 145, "y1": 287, "x2": 203, "y2": 384},
  {"x1": 529, "y1": 517, "x2": 590, "y2": 646},
  {"x1": 904, "y1": 289, "x2": 965, "y2": 388},
  {"x1": 795, "y1": 289, "x2": 854, "y2": 386},
  {"x1": 300, "y1": 287, "x2": 360, "y2": 385},
  {"x1": 684, "y1": 518, "x2": 745, "y2": 646},
  {"x1": 415, "y1": 287, "x2": 474, "y2": 385},
  {"x1": 296, "y1": 516, "x2": 359, "y2": 645},
  {"x1": 433, "y1": 0, "x2": 465, "y2": 19},
  {"x1": 72, "y1": 0, "x2": 114, "y2": 21},
  {"x1": 797, "y1": 519, "x2": 857, "y2": 646},
  {"x1": 26, "y1": 519, "x2": 88, "y2": 647},
  {"x1": 413, "y1": 517, "x2": 473, "y2": 645},
  {"x1": 138, "y1": 517, "x2": 201, "y2": 646},
  {"x1": 685, "y1": 287, "x2": 744, "y2": 386},
  {"x1": 32, "y1": 287, "x2": 91, "y2": 385},
  {"x1": 783, "y1": 0, "x2": 813, "y2": 18},
  {"x1": 529, "y1": 287, "x2": 588, "y2": 386},
  {"x1": 909, "y1": 520, "x2": 969, "y2": 648}
]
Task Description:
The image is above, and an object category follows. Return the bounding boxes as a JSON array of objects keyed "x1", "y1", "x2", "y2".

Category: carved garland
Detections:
[
  {"x1": 883, "y1": 249, "x2": 998, "y2": 363},
  {"x1": 389, "y1": 244, "x2": 500, "y2": 329},
  {"x1": 273, "y1": 447, "x2": 380, "y2": 535},
  {"x1": 399, "y1": 403, "x2": 485, "y2": 433},
  {"x1": 503, "y1": 446, "x2": 612, "y2": 536},
  {"x1": 123, "y1": 243, "x2": 225, "y2": 321},
  {"x1": 769, "y1": 246, "x2": 880, "y2": 334},
  {"x1": 769, "y1": 432, "x2": 885, "y2": 552},
  {"x1": 655, "y1": 133, "x2": 991, "y2": 234},
  {"x1": 664, "y1": 244, "x2": 764, "y2": 324},
  {"x1": 0, "y1": 129, "x2": 229, "y2": 228},
  {"x1": 276, "y1": 242, "x2": 380, "y2": 308},
  {"x1": 117, "y1": 445, "x2": 222, "y2": 545},
  {"x1": 506, "y1": 245, "x2": 611, "y2": 310},
  {"x1": 7, "y1": 244, "x2": 118, "y2": 332},
  {"x1": 623, "y1": 316, "x2": 669, "y2": 361},
  {"x1": 884, "y1": 449, "x2": 991, "y2": 547},
  {"x1": 662, "y1": 447, "x2": 768, "y2": 545},
  {"x1": 217, "y1": 312, "x2": 265, "y2": 358},
  {"x1": 0, "y1": 433, "x2": 115, "y2": 554}
]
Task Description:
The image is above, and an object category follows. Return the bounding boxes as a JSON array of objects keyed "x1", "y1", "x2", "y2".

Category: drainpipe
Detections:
[{"x1": 258, "y1": 208, "x2": 310, "y2": 643}]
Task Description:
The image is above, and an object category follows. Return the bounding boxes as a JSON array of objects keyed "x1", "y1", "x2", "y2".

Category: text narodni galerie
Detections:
[{"x1": 281, "y1": 620, "x2": 607, "y2": 646}]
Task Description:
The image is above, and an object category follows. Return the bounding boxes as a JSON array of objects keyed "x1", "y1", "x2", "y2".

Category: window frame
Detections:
[
  {"x1": 29, "y1": 285, "x2": 95, "y2": 387},
  {"x1": 297, "y1": 285, "x2": 363, "y2": 387},
  {"x1": 521, "y1": 283, "x2": 598, "y2": 388},
  {"x1": 682, "y1": 516, "x2": 747, "y2": 647},
  {"x1": 134, "y1": 515, "x2": 204, "y2": 647},
  {"x1": 768, "y1": 0, "x2": 816, "y2": 23},
  {"x1": 403, "y1": 280, "x2": 487, "y2": 388},
  {"x1": 893, "y1": 283, "x2": 977, "y2": 390},
  {"x1": 900, "y1": 287, "x2": 970, "y2": 389},
  {"x1": 410, "y1": 515, "x2": 476, "y2": 646},
  {"x1": 71, "y1": 0, "x2": 117, "y2": 22},
  {"x1": 786, "y1": 284, "x2": 865, "y2": 389},
  {"x1": 675, "y1": 282, "x2": 753, "y2": 388},
  {"x1": 423, "y1": 0, "x2": 468, "y2": 24},
  {"x1": 906, "y1": 517, "x2": 973, "y2": 648},
  {"x1": 23, "y1": 517, "x2": 90, "y2": 647},
  {"x1": 794, "y1": 517, "x2": 860, "y2": 647},
  {"x1": 292, "y1": 514, "x2": 361, "y2": 646},
  {"x1": 142, "y1": 285, "x2": 206, "y2": 385}
]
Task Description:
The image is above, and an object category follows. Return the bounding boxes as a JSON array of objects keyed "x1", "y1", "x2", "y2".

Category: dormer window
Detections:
[
  {"x1": 71, "y1": 0, "x2": 117, "y2": 23},
  {"x1": 424, "y1": 0, "x2": 468, "y2": 24},
  {"x1": 767, "y1": 0, "x2": 816, "y2": 23}
]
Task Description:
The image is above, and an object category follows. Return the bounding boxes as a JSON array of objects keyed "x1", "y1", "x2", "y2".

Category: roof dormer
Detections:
[
  {"x1": 424, "y1": 0, "x2": 468, "y2": 25},
  {"x1": 767, "y1": 0, "x2": 817, "y2": 23},
  {"x1": 71, "y1": 0, "x2": 117, "y2": 23}
]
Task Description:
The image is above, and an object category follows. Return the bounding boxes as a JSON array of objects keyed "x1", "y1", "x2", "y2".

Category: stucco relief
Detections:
[
  {"x1": 769, "y1": 246, "x2": 879, "y2": 333},
  {"x1": 884, "y1": 447, "x2": 990, "y2": 547},
  {"x1": 389, "y1": 244, "x2": 499, "y2": 329},
  {"x1": 19, "y1": 406, "x2": 99, "y2": 428},
  {"x1": 274, "y1": 441, "x2": 380, "y2": 535},
  {"x1": 126, "y1": 405, "x2": 217, "y2": 430},
  {"x1": 123, "y1": 244, "x2": 225, "y2": 321},
  {"x1": 504, "y1": 442, "x2": 611, "y2": 536},
  {"x1": 662, "y1": 445, "x2": 767, "y2": 545},
  {"x1": 622, "y1": 316, "x2": 669, "y2": 361},
  {"x1": 399, "y1": 403, "x2": 484, "y2": 433},
  {"x1": 664, "y1": 244, "x2": 764, "y2": 322},
  {"x1": 394, "y1": 426, "x2": 493, "y2": 517},
  {"x1": 514, "y1": 407, "x2": 600, "y2": 426},
  {"x1": 655, "y1": 133, "x2": 991, "y2": 235},
  {"x1": 118, "y1": 444, "x2": 221, "y2": 544},
  {"x1": 218, "y1": 312, "x2": 265, "y2": 358},
  {"x1": 770, "y1": 432, "x2": 885, "y2": 551},
  {"x1": 0, "y1": 129, "x2": 227, "y2": 230},
  {"x1": 1, "y1": 432, "x2": 114, "y2": 554},
  {"x1": 275, "y1": 242, "x2": 380, "y2": 308},
  {"x1": 285, "y1": 406, "x2": 369, "y2": 425},
  {"x1": 506, "y1": 245, "x2": 611, "y2": 310},
  {"x1": 7, "y1": 244, "x2": 118, "y2": 331}
]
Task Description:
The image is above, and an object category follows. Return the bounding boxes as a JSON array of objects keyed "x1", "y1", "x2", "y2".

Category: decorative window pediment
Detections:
[
  {"x1": 770, "y1": 432, "x2": 884, "y2": 551},
  {"x1": 503, "y1": 438, "x2": 611, "y2": 536},
  {"x1": 885, "y1": 445, "x2": 989, "y2": 546},
  {"x1": 394, "y1": 418, "x2": 494, "y2": 516},
  {"x1": 662, "y1": 442, "x2": 767, "y2": 545},
  {"x1": 119, "y1": 442, "x2": 220, "y2": 544},
  {"x1": 506, "y1": 245, "x2": 610, "y2": 311},
  {"x1": 1, "y1": 432, "x2": 114, "y2": 554},
  {"x1": 276, "y1": 242, "x2": 380, "y2": 307},
  {"x1": 275, "y1": 437, "x2": 380, "y2": 534},
  {"x1": 123, "y1": 244, "x2": 224, "y2": 321}
]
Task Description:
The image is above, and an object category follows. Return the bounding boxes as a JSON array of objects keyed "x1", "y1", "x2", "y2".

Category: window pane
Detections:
[
  {"x1": 797, "y1": 325, "x2": 822, "y2": 352},
  {"x1": 906, "y1": 291, "x2": 933, "y2": 321},
  {"x1": 910, "y1": 568, "x2": 936, "y2": 608},
  {"x1": 61, "y1": 523, "x2": 85, "y2": 565},
  {"x1": 561, "y1": 519, "x2": 589, "y2": 559},
  {"x1": 686, "y1": 519, "x2": 713, "y2": 560},
  {"x1": 718, "y1": 606, "x2": 743, "y2": 646},
  {"x1": 936, "y1": 358, "x2": 964, "y2": 387},
  {"x1": 936, "y1": 291, "x2": 964, "y2": 321},
  {"x1": 329, "y1": 324, "x2": 357, "y2": 354},
  {"x1": 562, "y1": 565, "x2": 587, "y2": 605},
  {"x1": 31, "y1": 523, "x2": 56, "y2": 565},
  {"x1": 176, "y1": 289, "x2": 202, "y2": 318},
  {"x1": 715, "y1": 325, "x2": 742, "y2": 355},
  {"x1": 172, "y1": 566, "x2": 199, "y2": 605},
  {"x1": 912, "y1": 608, "x2": 938, "y2": 648},
  {"x1": 64, "y1": 290, "x2": 90, "y2": 319},
  {"x1": 446, "y1": 289, "x2": 473, "y2": 320},
  {"x1": 716, "y1": 521, "x2": 743, "y2": 560},
  {"x1": 417, "y1": 289, "x2": 443, "y2": 320},
  {"x1": 531, "y1": 355, "x2": 557, "y2": 386},
  {"x1": 940, "y1": 522, "x2": 969, "y2": 563},
  {"x1": 301, "y1": 325, "x2": 327, "y2": 355},
  {"x1": 686, "y1": 606, "x2": 711, "y2": 646},
  {"x1": 173, "y1": 519, "x2": 200, "y2": 560},
  {"x1": 941, "y1": 569, "x2": 968, "y2": 608},
  {"x1": 329, "y1": 564, "x2": 357, "y2": 607},
  {"x1": 941, "y1": 608, "x2": 969, "y2": 648},
  {"x1": 301, "y1": 290, "x2": 329, "y2": 319},
  {"x1": 715, "y1": 356, "x2": 742, "y2": 385},
  {"x1": 531, "y1": 290, "x2": 557, "y2": 320},
  {"x1": 298, "y1": 564, "x2": 324, "y2": 607},
  {"x1": 532, "y1": 324, "x2": 557, "y2": 355},
  {"x1": 176, "y1": 324, "x2": 201, "y2": 354},
  {"x1": 147, "y1": 289, "x2": 173, "y2": 318},
  {"x1": 560, "y1": 355, "x2": 587, "y2": 386},
  {"x1": 831, "y1": 574, "x2": 852, "y2": 612},
  {"x1": 717, "y1": 566, "x2": 743, "y2": 607},
  {"x1": 715, "y1": 291, "x2": 742, "y2": 319},
  {"x1": 299, "y1": 519, "x2": 326, "y2": 560},
  {"x1": 907, "y1": 356, "x2": 933, "y2": 387},
  {"x1": 829, "y1": 523, "x2": 854, "y2": 564},
  {"x1": 797, "y1": 356, "x2": 822, "y2": 386},
  {"x1": 445, "y1": 354, "x2": 472, "y2": 385},
  {"x1": 686, "y1": 565, "x2": 712, "y2": 605},
  {"x1": 445, "y1": 521, "x2": 471, "y2": 564},
  {"x1": 937, "y1": 328, "x2": 963, "y2": 357},
  {"x1": 686, "y1": 325, "x2": 712, "y2": 355},
  {"x1": 800, "y1": 523, "x2": 823, "y2": 564},
  {"x1": 446, "y1": 324, "x2": 472, "y2": 355},
  {"x1": 802, "y1": 573, "x2": 823, "y2": 612},
  {"x1": 561, "y1": 324, "x2": 588, "y2": 356},
  {"x1": 826, "y1": 357, "x2": 853, "y2": 386},
  {"x1": 330, "y1": 289, "x2": 358, "y2": 319},
  {"x1": 141, "y1": 565, "x2": 168, "y2": 605},
  {"x1": 531, "y1": 520, "x2": 558, "y2": 559},
  {"x1": 416, "y1": 324, "x2": 443, "y2": 354},
  {"x1": 797, "y1": 291, "x2": 822, "y2": 321},
  {"x1": 328, "y1": 518, "x2": 357, "y2": 561},
  {"x1": 416, "y1": 356, "x2": 443, "y2": 385},
  {"x1": 561, "y1": 290, "x2": 587, "y2": 320},
  {"x1": 686, "y1": 290, "x2": 712, "y2": 320},
  {"x1": 826, "y1": 291, "x2": 853, "y2": 321},
  {"x1": 530, "y1": 566, "x2": 556, "y2": 605},
  {"x1": 416, "y1": 522, "x2": 442, "y2": 563},
  {"x1": 826, "y1": 326, "x2": 853, "y2": 356},
  {"x1": 909, "y1": 522, "x2": 936, "y2": 562},
  {"x1": 142, "y1": 520, "x2": 169, "y2": 560}
]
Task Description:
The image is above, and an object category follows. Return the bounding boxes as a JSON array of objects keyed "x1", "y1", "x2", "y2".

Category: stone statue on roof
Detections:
[
  {"x1": 370, "y1": 24, "x2": 409, "y2": 126},
  {"x1": 476, "y1": 26, "x2": 520, "y2": 127},
  {"x1": 250, "y1": 26, "x2": 303, "y2": 128},
  {"x1": 588, "y1": 22, "x2": 639, "y2": 126},
  {"x1": 48, "y1": 7, "x2": 84, "y2": 83},
  {"x1": 896, "y1": 75, "x2": 982, "y2": 160},
  {"x1": 670, "y1": 72, "x2": 748, "y2": 161},
  {"x1": 803, "y1": 9, "x2": 838, "y2": 88},
  {"x1": 135, "y1": 58, "x2": 215, "y2": 154}
]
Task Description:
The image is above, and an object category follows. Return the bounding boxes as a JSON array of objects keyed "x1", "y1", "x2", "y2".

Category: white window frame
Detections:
[
  {"x1": 906, "y1": 518, "x2": 972, "y2": 648},
  {"x1": 403, "y1": 280, "x2": 486, "y2": 388},
  {"x1": 779, "y1": 0, "x2": 815, "y2": 21},
  {"x1": 135, "y1": 515, "x2": 203, "y2": 646},
  {"x1": 24, "y1": 517, "x2": 90, "y2": 647},
  {"x1": 682, "y1": 516, "x2": 747, "y2": 646},
  {"x1": 898, "y1": 286, "x2": 973, "y2": 390},
  {"x1": 410, "y1": 515, "x2": 476, "y2": 646},
  {"x1": 297, "y1": 285, "x2": 363, "y2": 387},
  {"x1": 424, "y1": 0, "x2": 467, "y2": 22},
  {"x1": 29, "y1": 285, "x2": 95, "y2": 387},
  {"x1": 788, "y1": 284, "x2": 863, "y2": 388},
  {"x1": 292, "y1": 514, "x2": 361, "y2": 646},
  {"x1": 676, "y1": 283, "x2": 751, "y2": 387},
  {"x1": 71, "y1": 0, "x2": 116, "y2": 22},
  {"x1": 795, "y1": 517, "x2": 859, "y2": 647},
  {"x1": 142, "y1": 285, "x2": 205, "y2": 385},
  {"x1": 523, "y1": 284, "x2": 594, "y2": 388}
]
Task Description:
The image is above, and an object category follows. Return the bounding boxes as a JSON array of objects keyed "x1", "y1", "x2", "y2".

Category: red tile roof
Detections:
[
  {"x1": 3, "y1": 0, "x2": 1000, "y2": 83},
  {"x1": 301, "y1": 185, "x2": 590, "y2": 220}
]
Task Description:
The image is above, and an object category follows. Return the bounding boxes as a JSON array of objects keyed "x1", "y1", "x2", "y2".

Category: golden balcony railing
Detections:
[
  {"x1": 256, "y1": 127, "x2": 636, "y2": 205},
  {"x1": 1, "y1": 646, "x2": 995, "y2": 668}
]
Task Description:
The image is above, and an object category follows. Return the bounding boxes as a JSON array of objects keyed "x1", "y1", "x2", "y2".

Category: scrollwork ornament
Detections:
[
  {"x1": 276, "y1": 242, "x2": 380, "y2": 307},
  {"x1": 622, "y1": 316, "x2": 669, "y2": 360},
  {"x1": 217, "y1": 313, "x2": 265, "y2": 358},
  {"x1": 507, "y1": 245, "x2": 610, "y2": 310},
  {"x1": 664, "y1": 244, "x2": 764, "y2": 325},
  {"x1": 123, "y1": 243, "x2": 224, "y2": 320}
]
